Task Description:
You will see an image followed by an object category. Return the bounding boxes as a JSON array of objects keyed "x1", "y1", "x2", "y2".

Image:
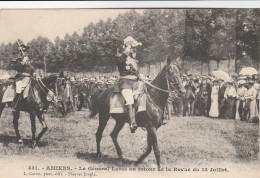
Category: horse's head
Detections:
[
  {"x1": 41, "y1": 75, "x2": 59, "y2": 92},
  {"x1": 165, "y1": 56, "x2": 186, "y2": 95},
  {"x1": 56, "y1": 77, "x2": 66, "y2": 94}
]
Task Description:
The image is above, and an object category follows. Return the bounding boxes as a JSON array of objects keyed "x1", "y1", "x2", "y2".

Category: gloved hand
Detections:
[{"x1": 138, "y1": 74, "x2": 145, "y2": 80}]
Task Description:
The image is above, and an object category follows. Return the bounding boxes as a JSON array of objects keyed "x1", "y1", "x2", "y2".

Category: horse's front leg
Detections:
[
  {"x1": 135, "y1": 131, "x2": 152, "y2": 166},
  {"x1": 12, "y1": 110, "x2": 23, "y2": 144},
  {"x1": 150, "y1": 126, "x2": 161, "y2": 170},
  {"x1": 110, "y1": 119, "x2": 125, "y2": 159},
  {"x1": 29, "y1": 111, "x2": 37, "y2": 147},
  {"x1": 0, "y1": 103, "x2": 6, "y2": 118},
  {"x1": 34, "y1": 110, "x2": 48, "y2": 146},
  {"x1": 96, "y1": 113, "x2": 110, "y2": 158}
]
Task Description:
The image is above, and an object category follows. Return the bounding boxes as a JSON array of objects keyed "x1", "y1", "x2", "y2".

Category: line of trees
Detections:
[{"x1": 0, "y1": 9, "x2": 259, "y2": 75}]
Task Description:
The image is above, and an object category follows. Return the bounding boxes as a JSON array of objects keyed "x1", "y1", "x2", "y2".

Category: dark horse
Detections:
[
  {"x1": 183, "y1": 81, "x2": 196, "y2": 116},
  {"x1": 89, "y1": 82, "x2": 109, "y2": 117},
  {"x1": 74, "y1": 81, "x2": 91, "y2": 111},
  {"x1": 0, "y1": 74, "x2": 59, "y2": 147},
  {"x1": 90, "y1": 57, "x2": 185, "y2": 169}
]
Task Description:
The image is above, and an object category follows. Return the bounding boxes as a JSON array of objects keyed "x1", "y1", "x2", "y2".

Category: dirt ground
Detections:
[{"x1": 0, "y1": 107, "x2": 259, "y2": 178}]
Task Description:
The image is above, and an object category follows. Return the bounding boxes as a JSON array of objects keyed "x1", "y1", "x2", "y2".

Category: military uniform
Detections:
[
  {"x1": 12, "y1": 44, "x2": 34, "y2": 109},
  {"x1": 115, "y1": 36, "x2": 142, "y2": 133}
]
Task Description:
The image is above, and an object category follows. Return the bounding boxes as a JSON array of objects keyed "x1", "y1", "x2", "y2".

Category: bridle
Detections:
[
  {"x1": 36, "y1": 77, "x2": 58, "y2": 102},
  {"x1": 140, "y1": 72, "x2": 182, "y2": 102},
  {"x1": 54, "y1": 77, "x2": 67, "y2": 101}
]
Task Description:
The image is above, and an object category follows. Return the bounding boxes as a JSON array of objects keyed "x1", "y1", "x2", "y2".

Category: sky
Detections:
[{"x1": 0, "y1": 9, "x2": 134, "y2": 44}]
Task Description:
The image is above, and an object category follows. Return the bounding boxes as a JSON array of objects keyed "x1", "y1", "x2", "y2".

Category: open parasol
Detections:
[
  {"x1": 239, "y1": 67, "x2": 258, "y2": 76},
  {"x1": 212, "y1": 70, "x2": 231, "y2": 82}
]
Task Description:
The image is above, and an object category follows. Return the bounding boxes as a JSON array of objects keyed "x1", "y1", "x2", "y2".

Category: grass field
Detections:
[{"x1": 0, "y1": 107, "x2": 259, "y2": 178}]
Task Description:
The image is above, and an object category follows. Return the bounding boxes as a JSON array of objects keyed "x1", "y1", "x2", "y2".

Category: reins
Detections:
[
  {"x1": 36, "y1": 78, "x2": 56, "y2": 102},
  {"x1": 140, "y1": 76, "x2": 181, "y2": 102},
  {"x1": 140, "y1": 77, "x2": 178, "y2": 93}
]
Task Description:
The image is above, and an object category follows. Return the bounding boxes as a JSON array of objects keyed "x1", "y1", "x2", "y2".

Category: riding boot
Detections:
[
  {"x1": 127, "y1": 104, "x2": 137, "y2": 133},
  {"x1": 12, "y1": 93, "x2": 21, "y2": 106},
  {"x1": 12, "y1": 93, "x2": 21, "y2": 108}
]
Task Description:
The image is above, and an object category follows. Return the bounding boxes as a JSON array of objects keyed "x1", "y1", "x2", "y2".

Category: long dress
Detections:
[
  {"x1": 223, "y1": 86, "x2": 237, "y2": 119},
  {"x1": 245, "y1": 87, "x2": 258, "y2": 122},
  {"x1": 209, "y1": 85, "x2": 219, "y2": 117}
]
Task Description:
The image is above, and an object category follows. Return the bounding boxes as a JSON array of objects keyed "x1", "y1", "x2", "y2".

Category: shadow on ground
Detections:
[
  {"x1": 76, "y1": 152, "x2": 136, "y2": 167},
  {"x1": 0, "y1": 135, "x2": 20, "y2": 146},
  {"x1": 0, "y1": 134, "x2": 49, "y2": 148}
]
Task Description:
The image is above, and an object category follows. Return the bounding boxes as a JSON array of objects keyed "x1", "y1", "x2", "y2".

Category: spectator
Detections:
[{"x1": 209, "y1": 79, "x2": 219, "y2": 118}]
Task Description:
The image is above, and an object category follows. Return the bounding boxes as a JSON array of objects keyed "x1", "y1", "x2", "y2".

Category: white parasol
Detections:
[
  {"x1": 212, "y1": 70, "x2": 231, "y2": 82},
  {"x1": 239, "y1": 67, "x2": 258, "y2": 76}
]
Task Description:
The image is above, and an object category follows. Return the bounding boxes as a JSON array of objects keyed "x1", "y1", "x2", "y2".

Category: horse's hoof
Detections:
[
  {"x1": 33, "y1": 146, "x2": 40, "y2": 151},
  {"x1": 118, "y1": 155, "x2": 123, "y2": 160},
  {"x1": 134, "y1": 161, "x2": 139, "y2": 166},
  {"x1": 18, "y1": 139, "x2": 23, "y2": 144},
  {"x1": 130, "y1": 126, "x2": 137, "y2": 133},
  {"x1": 32, "y1": 142, "x2": 37, "y2": 148},
  {"x1": 96, "y1": 153, "x2": 101, "y2": 159}
]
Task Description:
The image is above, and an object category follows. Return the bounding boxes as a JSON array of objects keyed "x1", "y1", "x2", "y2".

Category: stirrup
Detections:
[
  {"x1": 12, "y1": 108, "x2": 18, "y2": 114},
  {"x1": 130, "y1": 123, "x2": 137, "y2": 133},
  {"x1": 10, "y1": 102, "x2": 15, "y2": 108}
]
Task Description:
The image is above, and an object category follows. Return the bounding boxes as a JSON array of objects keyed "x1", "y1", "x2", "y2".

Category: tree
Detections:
[
  {"x1": 27, "y1": 36, "x2": 54, "y2": 73},
  {"x1": 236, "y1": 9, "x2": 260, "y2": 69}
]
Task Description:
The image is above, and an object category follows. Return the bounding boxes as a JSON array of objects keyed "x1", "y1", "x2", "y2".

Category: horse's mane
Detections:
[
  {"x1": 41, "y1": 74, "x2": 59, "y2": 84},
  {"x1": 151, "y1": 65, "x2": 168, "y2": 85}
]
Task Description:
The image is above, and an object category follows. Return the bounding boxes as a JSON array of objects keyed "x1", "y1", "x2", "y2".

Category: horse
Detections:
[
  {"x1": 0, "y1": 74, "x2": 59, "y2": 147},
  {"x1": 90, "y1": 57, "x2": 185, "y2": 169},
  {"x1": 73, "y1": 81, "x2": 90, "y2": 111},
  {"x1": 183, "y1": 80, "x2": 197, "y2": 116},
  {"x1": 89, "y1": 82, "x2": 108, "y2": 117},
  {"x1": 55, "y1": 77, "x2": 75, "y2": 116},
  {"x1": 199, "y1": 82, "x2": 211, "y2": 116}
]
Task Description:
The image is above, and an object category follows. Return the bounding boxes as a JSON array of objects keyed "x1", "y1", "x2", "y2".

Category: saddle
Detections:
[
  {"x1": 110, "y1": 81, "x2": 146, "y2": 114},
  {"x1": 2, "y1": 79, "x2": 31, "y2": 103}
]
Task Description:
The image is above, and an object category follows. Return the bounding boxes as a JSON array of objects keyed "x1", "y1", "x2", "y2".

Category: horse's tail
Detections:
[
  {"x1": 89, "y1": 87, "x2": 111, "y2": 118},
  {"x1": 89, "y1": 93, "x2": 99, "y2": 118},
  {"x1": 89, "y1": 108, "x2": 98, "y2": 118}
]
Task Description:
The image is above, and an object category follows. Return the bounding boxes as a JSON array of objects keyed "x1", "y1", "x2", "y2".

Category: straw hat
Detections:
[
  {"x1": 237, "y1": 80, "x2": 246, "y2": 85},
  {"x1": 124, "y1": 36, "x2": 142, "y2": 48}
]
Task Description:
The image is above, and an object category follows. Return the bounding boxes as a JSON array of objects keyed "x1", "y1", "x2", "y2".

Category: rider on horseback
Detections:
[
  {"x1": 11, "y1": 41, "x2": 34, "y2": 111},
  {"x1": 116, "y1": 36, "x2": 142, "y2": 133}
]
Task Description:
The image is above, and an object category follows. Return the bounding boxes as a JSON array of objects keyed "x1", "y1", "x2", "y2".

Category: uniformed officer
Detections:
[
  {"x1": 116, "y1": 36, "x2": 142, "y2": 133},
  {"x1": 11, "y1": 42, "x2": 34, "y2": 111}
]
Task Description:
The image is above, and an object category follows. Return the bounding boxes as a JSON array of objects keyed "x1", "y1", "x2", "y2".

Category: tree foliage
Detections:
[{"x1": 0, "y1": 9, "x2": 259, "y2": 73}]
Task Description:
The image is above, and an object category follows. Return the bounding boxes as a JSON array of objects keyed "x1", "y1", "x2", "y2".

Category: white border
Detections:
[{"x1": 0, "y1": 1, "x2": 260, "y2": 9}]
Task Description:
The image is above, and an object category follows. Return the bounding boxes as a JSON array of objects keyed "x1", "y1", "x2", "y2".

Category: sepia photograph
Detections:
[{"x1": 0, "y1": 2, "x2": 260, "y2": 178}]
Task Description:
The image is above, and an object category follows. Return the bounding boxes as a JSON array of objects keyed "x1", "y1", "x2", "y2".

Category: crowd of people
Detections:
[
  {"x1": 170, "y1": 73, "x2": 260, "y2": 123},
  {"x1": 6, "y1": 38, "x2": 259, "y2": 129},
  {"x1": 36, "y1": 68, "x2": 260, "y2": 124}
]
